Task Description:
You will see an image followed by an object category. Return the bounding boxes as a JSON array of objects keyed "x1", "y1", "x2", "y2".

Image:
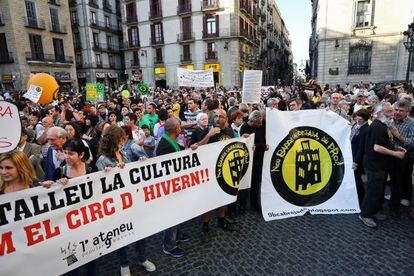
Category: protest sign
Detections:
[
  {"x1": 0, "y1": 101, "x2": 21, "y2": 153},
  {"x1": 0, "y1": 136, "x2": 253, "y2": 275},
  {"x1": 242, "y1": 70, "x2": 263, "y2": 104},
  {"x1": 177, "y1": 68, "x2": 214, "y2": 88},
  {"x1": 86, "y1": 83, "x2": 97, "y2": 102},
  {"x1": 96, "y1": 83, "x2": 105, "y2": 102},
  {"x1": 261, "y1": 109, "x2": 360, "y2": 220},
  {"x1": 23, "y1": 85, "x2": 43, "y2": 103}
]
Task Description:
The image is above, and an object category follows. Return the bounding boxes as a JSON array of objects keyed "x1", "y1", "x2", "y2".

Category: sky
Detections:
[{"x1": 275, "y1": 0, "x2": 312, "y2": 67}]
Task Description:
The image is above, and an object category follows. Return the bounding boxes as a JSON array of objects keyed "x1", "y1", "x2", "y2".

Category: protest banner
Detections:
[
  {"x1": 177, "y1": 68, "x2": 214, "y2": 88},
  {"x1": 96, "y1": 83, "x2": 105, "y2": 102},
  {"x1": 86, "y1": 83, "x2": 97, "y2": 102},
  {"x1": 0, "y1": 136, "x2": 254, "y2": 275},
  {"x1": 242, "y1": 70, "x2": 263, "y2": 104},
  {"x1": 0, "y1": 101, "x2": 21, "y2": 154},
  {"x1": 261, "y1": 109, "x2": 360, "y2": 221}
]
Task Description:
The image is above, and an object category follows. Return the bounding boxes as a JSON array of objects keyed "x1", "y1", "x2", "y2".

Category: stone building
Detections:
[
  {"x1": 309, "y1": 0, "x2": 414, "y2": 86},
  {"x1": 69, "y1": 0, "x2": 124, "y2": 88},
  {"x1": 121, "y1": 0, "x2": 292, "y2": 88},
  {"x1": 0, "y1": 0, "x2": 77, "y2": 91}
]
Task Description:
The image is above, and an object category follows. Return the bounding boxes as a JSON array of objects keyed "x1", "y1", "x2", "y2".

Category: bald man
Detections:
[{"x1": 327, "y1": 93, "x2": 348, "y2": 119}]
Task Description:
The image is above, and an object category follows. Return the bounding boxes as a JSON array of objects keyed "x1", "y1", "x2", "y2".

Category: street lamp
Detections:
[{"x1": 403, "y1": 20, "x2": 414, "y2": 83}]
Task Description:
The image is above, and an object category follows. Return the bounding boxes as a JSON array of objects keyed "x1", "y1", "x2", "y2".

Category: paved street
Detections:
[{"x1": 97, "y1": 206, "x2": 413, "y2": 276}]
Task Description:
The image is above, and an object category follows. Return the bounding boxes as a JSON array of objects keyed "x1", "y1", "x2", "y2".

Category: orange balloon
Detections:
[{"x1": 26, "y1": 73, "x2": 59, "y2": 105}]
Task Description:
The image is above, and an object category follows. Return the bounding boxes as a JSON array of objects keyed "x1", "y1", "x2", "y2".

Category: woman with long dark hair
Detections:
[{"x1": 96, "y1": 125, "x2": 155, "y2": 275}]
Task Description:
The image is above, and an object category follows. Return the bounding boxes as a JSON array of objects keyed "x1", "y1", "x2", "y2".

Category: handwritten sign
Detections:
[
  {"x1": 242, "y1": 70, "x2": 263, "y2": 104},
  {"x1": 177, "y1": 68, "x2": 214, "y2": 88},
  {"x1": 0, "y1": 101, "x2": 21, "y2": 153}
]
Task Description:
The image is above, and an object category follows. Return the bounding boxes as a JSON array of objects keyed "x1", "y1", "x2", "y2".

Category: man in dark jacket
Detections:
[{"x1": 44, "y1": 127, "x2": 67, "y2": 180}]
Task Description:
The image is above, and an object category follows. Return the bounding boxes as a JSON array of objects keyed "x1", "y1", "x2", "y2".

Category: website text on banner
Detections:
[
  {"x1": 177, "y1": 68, "x2": 215, "y2": 88},
  {"x1": 261, "y1": 109, "x2": 360, "y2": 221},
  {"x1": 0, "y1": 136, "x2": 253, "y2": 276}
]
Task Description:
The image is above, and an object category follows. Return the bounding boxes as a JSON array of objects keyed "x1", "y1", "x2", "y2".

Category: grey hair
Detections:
[
  {"x1": 48, "y1": 126, "x2": 67, "y2": 138},
  {"x1": 373, "y1": 101, "x2": 391, "y2": 116},
  {"x1": 227, "y1": 97, "x2": 236, "y2": 106},
  {"x1": 394, "y1": 99, "x2": 412, "y2": 111},
  {"x1": 267, "y1": 97, "x2": 279, "y2": 107},
  {"x1": 196, "y1": 112, "x2": 208, "y2": 122},
  {"x1": 249, "y1": 110, "x2": 262, "y2": 121},
  {"x1": 400, "y1": 94, "x2": 413, "y2": 104},
  {"x1": 367, "y1": 95, "x2": 379, "y2": 103}
]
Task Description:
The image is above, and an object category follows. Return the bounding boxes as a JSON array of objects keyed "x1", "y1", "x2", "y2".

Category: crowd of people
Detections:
[{"x1": 0, "y1": 80, "x2": 413, "y2": 275}]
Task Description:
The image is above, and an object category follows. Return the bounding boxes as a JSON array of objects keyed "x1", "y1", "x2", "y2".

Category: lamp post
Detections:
[{"x1": 403, "y1": 20, "x2": 414, "y2": 83}]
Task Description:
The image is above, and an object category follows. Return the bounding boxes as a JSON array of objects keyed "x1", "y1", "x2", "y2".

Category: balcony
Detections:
[
  {"x1": 130, "y1": 59, "x2": 140, "y2": 68},
  {"x1": 50, "y1": 23, "x2": 68, "y2": 34},
  {"x1": 122, "y1": 40, "x2": 140, "y2": 49},
  {"x1": 181, "y1": 54, "x2": 192, "y2": 63},
  {"x1": 0, "y1": 52, "x2": 14, "y2": 64},
  {"x1": 69, "y1": 0, "x2": 77, "y2": 7},
  {"x1": 239, "y1": 1, "x2": 252, "y2": 17},
  {"x1": 177, "y1": 3, "x2": 192, "y2": 15},
  {"x1": 202, "y1": 31, "x2": 219, "y2": 39},
  {"x1": 125, "y1": 16, "x2": 138, "y2": 24},
  {"x1": 24, "y1": 17, "x2": 46, "y2": 30},
  {"x1": 154, "y1": 56, "x2": 164, "y2": 65},
  {"x1": 90, "y1": 19, "x2": 122, "y2": 34},
  {"x1": 48, "y1": 0, "x2": 60, "y2": 6},
  {"x1": 103, "y1": 1, "x2": 112, "y2": 13},
  {"x1": 26, "y1": 52, "x2": 73, "y2": 64},
  {"x1": 348, "y1": 65, "x2": 370, "y2": 75},
  {"x1": 150, "y1": 37, "x2": 164, "y2": 46},
  {"x1": 202, "y1": 0, "x2": 219, "y2": 11},
  {"x1": 88, "y1": 0, "x2": 99, "y2": 9},
  {"x1": 205, "y1": 51, "x2": 217, "y2": 60},
  {"x1": 177, "y1": 32, "x2": 195, "y2": 43},
  {"x1": 149, "y1": 9, "x2": 162, "y2": 20}
]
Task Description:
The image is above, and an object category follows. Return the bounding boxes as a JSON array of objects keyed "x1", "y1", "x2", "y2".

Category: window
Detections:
[
  {"x1": 90, "y1": 11, "x2": 96, "y2": 24},
  {"x1": 348, "y1": 41, "x2": 372, "y2": 75},
  {"x1": 71, "y1": 11, "x2": 78, "y2": 24},
  {"x1": 355, "y1": 0, "x2": 372, "y2": 28},
  {"x1": 93, "y1": 32, "x2": 99, "y2": 47},
  {"x1": 182, "y1": 17, "x2": 192, "y2": 34},
  {"x1": 126, "y1": 3, "x2": 136, "y2": 17},
  {"x1": 151, "y1": 23, "x2": 163, "y2": 44},
  {"x1": 29, "y1": 34, "x2": 43, "y2": 58},
  {"x1": 206, "y1": 16, "x2": 216, "y2": 34},
  {"x1": 132, "y1": 51, "x2": 139, "y2": 65},
  {"x1": 96, "y1": 53, "x2": 102, "y2": 65},
  {"x1": 53, "y1": 38, "x2": 65, "y2": 62},
  {"x1": 73, "y1": 32, "x2": 81, "y2": 48},
  {"x1": 128, "y1": 27, "x2": 139, "y2": 46},
  {"x1": 109, "y1": 55, "x2": 114, "y2": 66},
  {"x1": 75, "y1": 53, "x2": 82, "y2": 65},
  {"x1": 105, "y1": 16, "x2": 110, "y2": 28},
  {"x1": 0, "y1": 34, "x2": 9, "y2": 54},
  {"x1": 50, "y1": 8, "x2": 59, "y2": 30},
  {"x1": 183, "y1": 44, "x2": 190, "y2": 60},
  {"x1": 411, "y1": 54, "x2": 414, "y2": 72},
  {"x1": 155, "y1": 48, "x2": 162, "y2": 63},
  {"x1": 25, "y1": 1, "x2": 37, "y2": 26}
]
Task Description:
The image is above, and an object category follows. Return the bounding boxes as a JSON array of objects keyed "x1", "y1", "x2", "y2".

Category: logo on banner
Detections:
[
  {"x1": 270, "y1": 126, "x2": 344, "y2": 206},
  {"x1": 216, "y1": 142, "x2": 250, "y2": 195}
]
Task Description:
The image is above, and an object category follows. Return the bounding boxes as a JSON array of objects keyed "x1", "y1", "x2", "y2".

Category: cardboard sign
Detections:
[{"x1": 0, "y1": 101, "x2": 21, "y2": 153}]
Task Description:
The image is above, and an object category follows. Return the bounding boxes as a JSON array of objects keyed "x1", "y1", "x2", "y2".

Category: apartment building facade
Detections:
[
  {"x1": 69, "y1": 0, "x2": 124, "y2": 87},
  {"x1": 121, "y1": 0, "x2": 292, "y2": 88},
  {"x1": 309, "y1": 0, "x2": 414, "y2": 86},
  {"x1": 0, "y1": 0, "x2": 77, "y2": 91}
]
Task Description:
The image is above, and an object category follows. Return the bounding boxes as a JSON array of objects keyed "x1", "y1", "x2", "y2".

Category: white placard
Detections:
[
  {"x1": 23, "y1": 85, "x2": 43, "y2": 103},
  {"x1": 177, "y1": 68, "x2": 214, "y2": 88},
  {"x1": 242, "y1": 70, "x2": 263, "y2": 104},
  {"x1": 261, "y1": 109, "x2": 360, "y2": 221},
  {"x1": 0, "y1": 101, "x2": 21, "y2": 153}
]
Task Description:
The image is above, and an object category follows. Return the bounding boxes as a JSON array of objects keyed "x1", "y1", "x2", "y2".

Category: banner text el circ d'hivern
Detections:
[{"x1": 0, "y1": 136, "x2": 253, "y2": 275}]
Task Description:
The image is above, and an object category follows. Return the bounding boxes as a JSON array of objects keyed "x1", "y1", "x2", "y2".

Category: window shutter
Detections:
[
  {"x1": 151, "y1": 24, "x2": 155, "y2": 44},
  {"x1": 160, "y1": 22, "x2": 164, "y2": 43},
  {"x1": 203, "y1": 16, "x2": 206, "y2": 37},
  {"x1": 215, "y1": 14, "x2": 219, "y2": 36}
]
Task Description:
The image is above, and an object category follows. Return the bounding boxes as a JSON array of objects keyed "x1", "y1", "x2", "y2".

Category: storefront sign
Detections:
[
  {"x1": 180, "y1": 65, "x2": 194, "y2": 70},
  {"x1": 54, "y1": 72, "x2": 71, "y2": 80},
  {"x1": 108, "y1": 73, "x2": 118, "y2": 79},
  {"x1": 2, "y1": 75, "x2": 13, "y2": 83},
  {"x1": 154, "y1": 67, "x2": 166, "y2": 75},
  {"x1": 96, "y1": 72, "x2": 106, "y2": 78},
  {"x1": 77, "y1": 72, "x2": 86, "y2": 78},
  {"x1": 204, "y1": 64, "x2": 220, "y2": 72}
]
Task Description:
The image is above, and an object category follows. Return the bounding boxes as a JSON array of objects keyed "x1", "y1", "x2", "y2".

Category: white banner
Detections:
[
  {"x1": 0, "y1": 136, "x2": 253, "y2": 275},
  {"x1": 261, "y1": 109, "x2": 360, "y2": 221},
  {"x1": 177, "y1": 68, "x2": 214, "y2": 87},
  {"x1": 242, "y1": 70, "x2": 263, "y2": 104},
  {"x1": 0, "y1": 101, "x2": 21, "y2": 153}
]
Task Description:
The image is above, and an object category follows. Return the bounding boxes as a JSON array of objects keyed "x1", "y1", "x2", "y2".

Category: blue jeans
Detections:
[
  {"x1": 117, "y1": 239, "x2": 147, "y2": 266},
  {"x1": 163, "y1": 226, "x2": 178, "y2": 251}
]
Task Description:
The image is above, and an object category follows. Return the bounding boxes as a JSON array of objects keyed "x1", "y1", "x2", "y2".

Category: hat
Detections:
[{"x1": 338, "y1": 100, "x2": 350, "y2": 107}]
